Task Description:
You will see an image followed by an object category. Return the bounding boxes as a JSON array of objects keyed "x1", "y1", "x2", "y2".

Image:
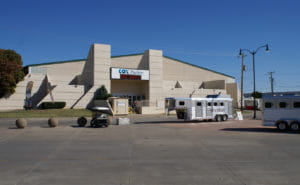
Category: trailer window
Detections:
[
  {"x1": 279, "y1": 102, "x2": 287, "y2": 108},
  {"x1": 265, "y1": 102, "x2": 273, "y2": 108},
  {"x1": 179, "y1": 101, "x2": 185, "y2": 106},
  {"x1": 294, "y1": 102, "x2": 300, "y2": 108},
  {"x1": 196, "y1": 102, "x2": 202, "y2": 106}
]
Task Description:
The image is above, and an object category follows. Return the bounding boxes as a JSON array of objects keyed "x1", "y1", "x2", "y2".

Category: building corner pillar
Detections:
[
  {"x1": 93, "y1": 43, "x2": 111, "y2": 92},
  {"x1": 146, "y1": 49, "x2": 164, "y2": 108}
]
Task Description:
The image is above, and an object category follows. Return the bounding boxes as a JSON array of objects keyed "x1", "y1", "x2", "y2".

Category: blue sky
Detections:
[{"x1": 1, "y1": 0, "x2": 300, "y2": 93}]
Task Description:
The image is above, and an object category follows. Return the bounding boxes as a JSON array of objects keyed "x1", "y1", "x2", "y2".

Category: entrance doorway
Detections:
[{"x1": 112, "y1": 93, "x2": 145, "y2": 107}]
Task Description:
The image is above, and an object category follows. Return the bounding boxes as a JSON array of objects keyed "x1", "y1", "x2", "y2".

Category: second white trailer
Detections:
[{"x1": 262, "y1": 95, "x2": 300, "y2": 131}]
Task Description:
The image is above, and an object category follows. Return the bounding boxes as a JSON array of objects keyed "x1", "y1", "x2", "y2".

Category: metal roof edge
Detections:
[
  {"x1": 25, "y1": 53, "x2": 144, "y2": 67},
  {"x1": 163, "y1": 55, "x2": 235, "y2": 79},
  {"x1": 25, "y1": 59, "x2": 86, "y2": 67},
  {"x1": 111, "y1": 53, "x2": 143, "y2": 58},
  {"x1": 24, "y1": 53, "x2": 235, "y2": 80}
]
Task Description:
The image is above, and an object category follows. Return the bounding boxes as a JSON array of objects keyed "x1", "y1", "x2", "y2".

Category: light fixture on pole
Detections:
[{"x1": 239, "y1": 44, "x2": 269, "y2": 119}]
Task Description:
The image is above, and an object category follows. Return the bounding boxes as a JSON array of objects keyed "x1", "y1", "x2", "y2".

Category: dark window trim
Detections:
[
  {"x1": 293, "y1": 102, "x2": 300, "y2": 108},
  {"x1": 279, "y1": 102, "x2": 287, "y2": 108},
  {"x1": 265, "y1": 102, "x2": 273, "y2": 108},
  {"x1": 179, "y1": 101, "x2": 185, "y2": 106}
]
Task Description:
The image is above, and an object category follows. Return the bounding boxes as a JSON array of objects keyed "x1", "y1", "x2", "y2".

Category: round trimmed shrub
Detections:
[
  {"x1": 48, "y1": 118, "x2": 58, "y2": 127},
  {"x1": 77, "y1": 117, "x2": 87, "y2": 127},
  {"x1": 15, "y1": 118, "x2": 27, "y2": 128}
]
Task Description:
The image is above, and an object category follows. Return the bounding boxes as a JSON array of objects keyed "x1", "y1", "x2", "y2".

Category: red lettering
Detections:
[{"x1": 120, "y1": 74, "x2": 141, "y2": 80}]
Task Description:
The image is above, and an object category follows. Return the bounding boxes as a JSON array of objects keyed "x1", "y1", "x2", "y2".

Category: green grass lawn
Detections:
[{"x1": 0, "y1": 109, "x2": 91, "y2": 118}]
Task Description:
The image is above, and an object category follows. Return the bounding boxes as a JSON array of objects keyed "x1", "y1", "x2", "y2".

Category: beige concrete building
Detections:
[{"x1": 0, "y1": 43, "x2": 239, "y2": 113}]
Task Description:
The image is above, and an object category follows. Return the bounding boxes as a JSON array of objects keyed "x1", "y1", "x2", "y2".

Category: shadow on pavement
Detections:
[
  {"x1": 70, "y1": 125, "x2": 108, "y2": 128},
  {"x1": 221, "y1": 127, "x2": 300, "y2": 134},
  {"x1": 134, "y1": 120, "x2": 203, "y2": 124}
]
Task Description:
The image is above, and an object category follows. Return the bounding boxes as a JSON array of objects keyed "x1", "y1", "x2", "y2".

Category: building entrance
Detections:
[{"x1": 112, "y1": 93, "x2": 145, "y2": 107}]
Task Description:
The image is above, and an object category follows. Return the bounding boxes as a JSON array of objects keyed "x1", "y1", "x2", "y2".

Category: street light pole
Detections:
[
  {"x1": 239, "y1": 44, "x2": 269, "y2": 119},
  {"x1": 252, "y1": 52, "x2": 256, "y2": 119}
]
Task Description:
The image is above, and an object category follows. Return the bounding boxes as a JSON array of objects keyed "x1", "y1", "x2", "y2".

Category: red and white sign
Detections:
[{"x1": 111, "y1": 68, "x2": 149, "y2": 80}]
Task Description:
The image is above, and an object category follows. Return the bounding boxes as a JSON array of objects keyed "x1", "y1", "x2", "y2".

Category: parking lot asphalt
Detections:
[{"x1": 1, "y1": 115, "x2": 300, "y2": 185}]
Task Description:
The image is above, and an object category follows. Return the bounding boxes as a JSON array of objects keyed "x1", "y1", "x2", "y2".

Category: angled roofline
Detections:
[
  {"x1": 24, "y1": 53, "x2": 235, "y2": 79},
  {"x1": 25, "y1": 59, "x2": 86, "y2": 67},
  {"x1": 163, "y1": 55, "x2": 235, "y2": 79},
  {"x1": 25, "y1": 53, "x2": 144, "y2": 67},
  {"x1": 111, "y1": 53, "x2": 143, "y2": 58}
]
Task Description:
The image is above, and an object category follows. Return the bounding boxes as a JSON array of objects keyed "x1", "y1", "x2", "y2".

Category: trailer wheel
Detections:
[
  {"x1": 221, "y1": 115, "x2": 228, "y2": 121},
  {"x1": 290, "y1": 122, "x2": 300, "y2": 131},
  {"x1": 177, "y1": 112, "x2": 185, "y2": 119},
  {"x1": 276, "y1": 121, "x2": 288, "y2": 131},
  {"x1": 215, "y1": 115, "x2": 222, "y2": 122}
]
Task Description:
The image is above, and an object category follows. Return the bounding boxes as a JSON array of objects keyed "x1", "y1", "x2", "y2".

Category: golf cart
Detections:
[{"x1": 77, "y1": 106, "x2": 113, "y2": 128}]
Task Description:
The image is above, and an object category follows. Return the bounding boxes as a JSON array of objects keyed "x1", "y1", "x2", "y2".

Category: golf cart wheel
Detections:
[
  {"x1": 222, "y1": 115, "x2": 228, "y2": 121},
  {"x1": 215, "y1": 115, "x2": 222, "y2": 122},
  {"x1": 290, "y1": 121, "x2": 300, "y2": 131},
  {"x1": 276, "y1": 121, "x2": 288, "y2": 131},
  {"x1": 77, "y1": 117, "x2": 87, "y2": 127},
  {"x1": 90, "y1": 120, "x2": 96, "y2": 127}
]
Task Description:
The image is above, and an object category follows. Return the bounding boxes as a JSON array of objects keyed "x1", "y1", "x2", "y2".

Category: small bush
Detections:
[
  {"x1": 41, "y1": 102, "x2": 66, "y2": 109},
  {"x1": 94, "y1": 85, "x2": 112, "y2": 100}
]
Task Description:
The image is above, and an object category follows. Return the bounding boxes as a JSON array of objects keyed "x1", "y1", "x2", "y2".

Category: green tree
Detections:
[
  {"x1": 94, "y1": 85, "x2": 112, "y2": 100},
  {"x1": 0, "y1": 49, "x2": 25, "y2": 98},
  {"x1": 252, "y1": 91, "x2": 262, "y2": 99}
]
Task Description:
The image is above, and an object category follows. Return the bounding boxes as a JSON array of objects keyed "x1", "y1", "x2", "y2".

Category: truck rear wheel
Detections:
[
  {"x1": 276, "y1": 121, "x2": 288, "y2": 131},
  {"x1": 290, "y1": 122, "x2": 300, "y2": 131}
]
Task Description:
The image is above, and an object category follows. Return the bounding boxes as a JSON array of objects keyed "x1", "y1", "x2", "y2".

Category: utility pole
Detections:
[
  {"x1": 238, "y1": 54, "x2": 246, "y2": 111},
  {"x1": 268, "y1": 71, "x2": 275, "y2": 96}
]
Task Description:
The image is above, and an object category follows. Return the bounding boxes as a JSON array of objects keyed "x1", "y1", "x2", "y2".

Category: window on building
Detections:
[
  {"x1": 208, "y1": 102, "x2": 212, "y2": 106},
  {"x1": 197, "y1": 102, "x2": 202, "y2": 106},
  {"x1": 293, "y1": 102, "x2": 300, "y2": 108},
  {"x1": 265, "y1": 102, "x2": 273, "y2": 108},
  {"x1": 279, "y1": 102, "x2": 287, "y2": 108},
  {"x1": 179, "y1": 101, "x2": 185, "y2": 106},
  {"x1": 213, "y1": 102, "x2": 218, "y2": 106},
  {"x1": 220, "y1": 102, "x2": 224, "y2": 106}
]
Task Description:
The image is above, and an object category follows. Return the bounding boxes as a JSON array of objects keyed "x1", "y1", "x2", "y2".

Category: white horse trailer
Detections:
[
  {"x1": 262, "y1": 95, "x2": 300, "y2": 131},
  {"x1": 175, "y1": 95, "x2": 233, "y2": 121}
]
